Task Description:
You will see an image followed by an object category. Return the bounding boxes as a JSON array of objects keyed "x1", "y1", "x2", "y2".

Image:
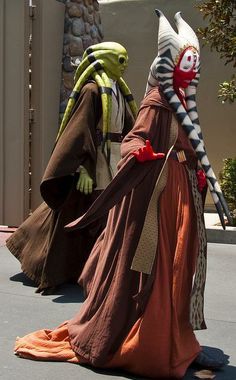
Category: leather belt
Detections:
[
  {"x1": 108, "y1": 132, "x2": 124, "y2": 143},
  {"x1": 96, "y1": 130, "x2": 123, "y2": 145},
  {"x1": 169, "y1": 149, "x2": 187, "y2": 163}
]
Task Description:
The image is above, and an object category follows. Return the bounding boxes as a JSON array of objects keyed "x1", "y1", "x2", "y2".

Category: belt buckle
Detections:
[{"x1": 176, "y1": 150, "x2": 187, "y2": 163}]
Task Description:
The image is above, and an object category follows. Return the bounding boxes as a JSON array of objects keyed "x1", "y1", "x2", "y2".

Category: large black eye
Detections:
[{"x1": 119, "y1": 57, "x2": 125, "y2": 64}]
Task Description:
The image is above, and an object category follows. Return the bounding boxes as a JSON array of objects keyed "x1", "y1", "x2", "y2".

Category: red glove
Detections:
[
  {"x1": 197, "y1": 169, "x2": 207, "y2": 192},
  {"x1": 132, "y1": 140, "x2": 165, "y2": 163}
]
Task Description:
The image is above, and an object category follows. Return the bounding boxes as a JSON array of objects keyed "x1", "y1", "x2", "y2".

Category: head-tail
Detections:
[
  {"x1": 96, "y1": 69, "x2": 112, "y2": 162},
  {"x1": 147, "y1": 9, "x2": 232, "y2": 227},
  {"x1": 56, "y1": 60, "x2": 103, "y2": 141},
  {"x1": 185, "y1": 72, "x2": 205, "y2": 147}
]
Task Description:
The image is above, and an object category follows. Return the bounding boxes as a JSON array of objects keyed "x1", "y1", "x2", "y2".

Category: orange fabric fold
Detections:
[{"x1": 14, "y1": 321, "x2": 80, "y2": 363}]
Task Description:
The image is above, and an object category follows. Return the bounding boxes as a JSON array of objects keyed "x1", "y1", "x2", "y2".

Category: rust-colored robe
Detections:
[
  {"x1": 6, "y1": 82, "x2": 133, "y2": 291},
  {"x1": 14, "y1": 87, "x2": 207, "y2": 378}
]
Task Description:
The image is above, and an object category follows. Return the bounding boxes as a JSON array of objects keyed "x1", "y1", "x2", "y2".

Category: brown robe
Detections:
[
  {"x1": 6, "y1": 82, "x2": 133, "y2": 290},
  {"x1": 65, "y1": 87, "x2": 203, "y2": 365}
]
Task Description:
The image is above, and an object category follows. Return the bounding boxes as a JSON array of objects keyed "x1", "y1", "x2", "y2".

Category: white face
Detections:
[{"x1": 178, "y1": 48, "x2": 199, "y2": 72}]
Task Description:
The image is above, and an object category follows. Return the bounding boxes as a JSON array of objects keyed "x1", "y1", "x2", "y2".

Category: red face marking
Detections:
[{"x1": 173, "y1": 47, "x2": 199, "y2": 89}]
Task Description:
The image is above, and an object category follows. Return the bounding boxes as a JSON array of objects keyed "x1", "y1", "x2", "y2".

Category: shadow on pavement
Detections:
[
  {"x1": 80, "y1": 346, "x2": 233, "y2": 380},
  {"x1": 52, "y1": 283, "x2": 84, "y2": 304},
  {"x1": 9, "y1": 272, "x2": 84, "y2": 303},
  {"x1": 186, "y1": 346, "x2": 231, "y2": 380},
  {"x1": 220, "y1": 365, "x2": 236, "y2": 379},
  {"x1": 10, "y1": 272, "x2": 37, "y2": 288}
]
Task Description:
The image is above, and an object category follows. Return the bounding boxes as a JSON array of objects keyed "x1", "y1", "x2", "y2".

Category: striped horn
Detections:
[{"x1": 174, "y1": 11, "x2": 199, "y2": 51}]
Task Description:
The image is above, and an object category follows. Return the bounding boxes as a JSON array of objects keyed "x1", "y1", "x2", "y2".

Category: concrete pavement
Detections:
[
  {"x1": 0, "y1": 242, "x2": 236, "y2": 380},
  {"x1": 204, "y1": 214, "x2": 236, "y2": 245}
]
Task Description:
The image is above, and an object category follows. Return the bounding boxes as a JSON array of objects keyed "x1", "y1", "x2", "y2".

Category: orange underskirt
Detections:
[{"x1": 106, "y1": 159, "x2": 201, "y2": 378}]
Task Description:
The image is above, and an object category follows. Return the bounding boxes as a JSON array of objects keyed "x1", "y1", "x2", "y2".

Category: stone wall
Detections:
[{"x1": 57, "y1": 0, "x2": 103, "y2": 115}]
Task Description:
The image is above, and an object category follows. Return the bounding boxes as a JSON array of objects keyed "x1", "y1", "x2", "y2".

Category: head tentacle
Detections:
[
  {"x1": 166, "y1": 86, "x2": 232, "y2": 227},
  {"x1": 56, "y1": 60, "x2": 103, "y2": 141},
  {"x1": 184, "y1": 57, "x2": 204, "y2": 147},
  {"x1": 96, "y1": 70, "x2": 113, "y2": 162}
]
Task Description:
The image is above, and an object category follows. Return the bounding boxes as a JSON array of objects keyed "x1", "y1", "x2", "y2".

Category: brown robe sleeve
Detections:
[
  {"x1": 118, "y1": 106, "x2": 161, "y2": 167},
  {"x1": 40, "y1": 82, "x2": 102, "y2": 210},
  {"x1": 120, "y1": 87, "x2": 172, "y2": 161}
]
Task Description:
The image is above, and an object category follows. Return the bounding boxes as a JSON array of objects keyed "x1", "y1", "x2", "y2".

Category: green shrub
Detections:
[
  {"x1": 196, "y1": 0, "x2": 236, "y2": 103},
  {"x1": 219, "y1": 158, "x2": 236, "y2": 226}
]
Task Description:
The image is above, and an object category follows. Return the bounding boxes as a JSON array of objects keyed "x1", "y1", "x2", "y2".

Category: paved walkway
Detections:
[{"x1": 0, "y1": 241, "x2": 236, "y2": 380}]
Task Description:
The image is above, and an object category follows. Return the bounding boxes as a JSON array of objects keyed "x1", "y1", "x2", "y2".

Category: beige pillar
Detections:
[
  {"x1": 0, "y1": 0, "x2": 29, "y2": 226},
  {"x1": 30, "y1": 0, "x2": 65, "y2": 211}
]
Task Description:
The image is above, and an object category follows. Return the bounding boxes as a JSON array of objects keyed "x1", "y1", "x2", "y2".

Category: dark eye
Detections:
[{"x1": 119, "y1": 57, "x2": 125, "y2": 64}]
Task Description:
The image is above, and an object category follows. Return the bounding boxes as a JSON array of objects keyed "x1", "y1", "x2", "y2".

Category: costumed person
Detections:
[
  {"x1": 6, "y1": 42, "x2": 137, "y2": 295},
  {"x1": 14, "y1": 10, "x2": 230, "y2": 378}
]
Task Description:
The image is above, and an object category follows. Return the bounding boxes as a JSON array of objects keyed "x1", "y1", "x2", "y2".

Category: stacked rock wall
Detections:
[{"x1": 57, "y1": 0, "x2": 103, "y2": 115}]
